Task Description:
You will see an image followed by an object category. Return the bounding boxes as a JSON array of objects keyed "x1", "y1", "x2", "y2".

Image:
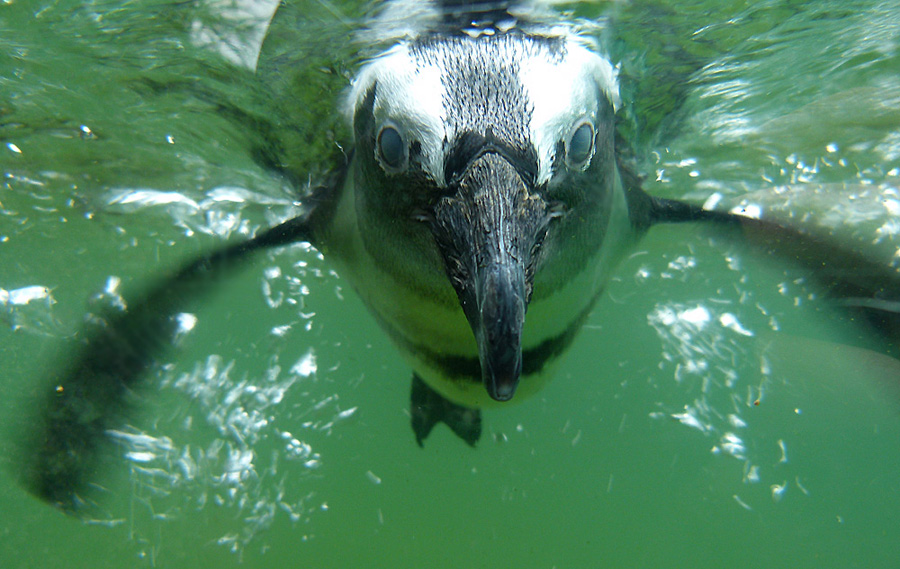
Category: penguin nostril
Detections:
[
  {"x1": 548, "y1": 201, "x2": 568, "y2": 218},
  {"x1": 410, "y1": 208, "x2": 433, "y2": 223}
]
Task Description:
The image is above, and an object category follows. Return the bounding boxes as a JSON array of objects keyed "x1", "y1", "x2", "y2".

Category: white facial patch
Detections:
[
  {"x1": 347, "y1": 43, "x2": 447, "y2": 182},
  {"x1": 348, "y1": 31, "x2": 619, "y2": 187},
  {"x1": 520, "y1": 36, "x2": 619, "y2": 184}
]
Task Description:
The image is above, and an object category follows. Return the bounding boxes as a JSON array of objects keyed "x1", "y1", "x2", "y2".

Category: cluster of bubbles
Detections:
[{"x1": 109, "y1": 347, "x2": 358, "y2": 556}]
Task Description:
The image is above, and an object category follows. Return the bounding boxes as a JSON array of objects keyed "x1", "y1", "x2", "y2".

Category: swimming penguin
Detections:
[
  {"x1": 23, "y1": 0, "x2": 899, "y2": 510},
  {"x1": 320, "y1": 5, "x2": 637, "y2": 443}
]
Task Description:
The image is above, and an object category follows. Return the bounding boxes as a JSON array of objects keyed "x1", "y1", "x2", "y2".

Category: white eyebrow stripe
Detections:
[
  {"x1": 348, "y1": 43, "x2": 448, "y2": 183},
  {"x1": 348, "y1": 32, "x2": 620, "y2": 187},
  {"x1": 520, "y1": 36, "x2": 619, "y2": 184}
]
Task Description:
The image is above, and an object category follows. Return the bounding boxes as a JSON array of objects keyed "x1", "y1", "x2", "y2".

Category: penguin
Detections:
[
  {"x1": 24, "y1": 0, "x2": 899, "y2": 510},
  {"x1": 320, "y1": 10, "x2": 636, "y2": 444}
]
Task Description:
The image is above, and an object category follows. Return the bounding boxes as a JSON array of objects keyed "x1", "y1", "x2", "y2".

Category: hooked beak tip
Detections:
[
  {"x1": 477, "y1": 262, "x2": 525, "y2": 402},
  {"x1": 482, "y1": 345, "x2": 522, "y2": 401},
  {"x1": 485, "y1": 368, "x2": 520, "y2": 401}
]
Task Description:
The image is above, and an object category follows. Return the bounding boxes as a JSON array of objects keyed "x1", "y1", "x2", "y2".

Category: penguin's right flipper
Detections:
[
  {"x1": 20, "y1": 203, "x2": 329, "y2": 513},
  {"x1": 410, "y1": 374, "x2": 482, "y2": 447}
]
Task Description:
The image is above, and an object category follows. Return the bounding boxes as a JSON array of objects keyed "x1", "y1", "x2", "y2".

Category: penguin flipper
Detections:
[
  {"x1": 725, "y1": 213, "x2": 900, "y2": 351},
  {"x1": 21, "y1": 211, "x2": 320, "y2": 513},
  {"x1": 642, "y1": 192, "x2": 900, "y2": 354},
  {"x1": 410, "y1": 374, "x2": 482, "y2": 447}
]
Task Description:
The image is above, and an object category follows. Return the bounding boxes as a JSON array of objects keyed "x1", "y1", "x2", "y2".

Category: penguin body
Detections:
[{"x1": 318, "y1": 25, "x2": 634, "y2": 411}]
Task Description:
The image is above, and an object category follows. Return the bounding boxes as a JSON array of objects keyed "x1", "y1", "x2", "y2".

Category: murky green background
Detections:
[{"x1": 2, "y1": 1, "x2": 899, "y2": 567}]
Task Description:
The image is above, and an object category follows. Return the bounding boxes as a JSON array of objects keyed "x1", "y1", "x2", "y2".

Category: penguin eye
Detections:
[
  {"x1": 377, "y1": 125, "x2": 407, "y2": 170},
  {"x1": 566, "y1": 121, "x2": 595, "y2": 167}
]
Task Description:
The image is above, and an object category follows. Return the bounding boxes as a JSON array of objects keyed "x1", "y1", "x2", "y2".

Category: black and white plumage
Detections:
[
  {"x1": 327, "y1": 27, "x2": 629, "y2": 406},
  {"x1": 22, "y1": 0, "x2": 899, "y2": 510}
]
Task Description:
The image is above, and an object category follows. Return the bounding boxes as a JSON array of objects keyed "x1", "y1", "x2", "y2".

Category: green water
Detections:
[{"x1": 2, "y1": 1, "x2": 900, "y2": 567}]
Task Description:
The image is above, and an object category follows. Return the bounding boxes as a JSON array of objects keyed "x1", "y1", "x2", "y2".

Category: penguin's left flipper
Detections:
[
  {"x1": 645, "y1": 193, "x2": 900, "y2": 354},
  {"x1": 411, "y1": 374, "x2": 482, "y2": 447},
  {"x1": 20, "y1": 210, "x2": 322, "y2": 513},
  {"x1": 733, "y1": 214, "x2": 900, "y2": 351}
]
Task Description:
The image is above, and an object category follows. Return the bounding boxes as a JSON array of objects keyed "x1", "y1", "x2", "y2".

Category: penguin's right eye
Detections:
[{"x1": 377, "y1": 125, "x2": 407, "y2": 170}]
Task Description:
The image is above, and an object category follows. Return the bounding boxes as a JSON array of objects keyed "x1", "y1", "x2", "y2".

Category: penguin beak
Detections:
[{"x1": 431, "y1": 152, "x2": 551, "y2": 401}]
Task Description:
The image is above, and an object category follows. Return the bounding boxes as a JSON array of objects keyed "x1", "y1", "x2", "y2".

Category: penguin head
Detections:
[{"x1": 348, "y1": 31, "x2": 620, "y2": 401}]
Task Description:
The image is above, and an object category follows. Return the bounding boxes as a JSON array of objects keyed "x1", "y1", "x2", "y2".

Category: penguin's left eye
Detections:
[
  {"x1": 377, "y1": 125, "x2": 407, "y2": 171},
  {"x1": 566, "y1": 121, "x2": 595, "y2": 167}
]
